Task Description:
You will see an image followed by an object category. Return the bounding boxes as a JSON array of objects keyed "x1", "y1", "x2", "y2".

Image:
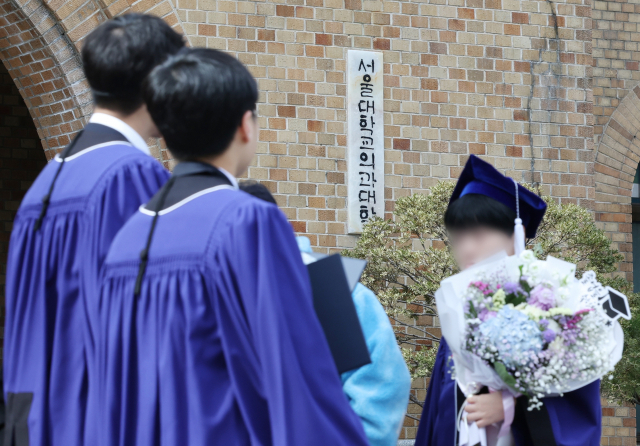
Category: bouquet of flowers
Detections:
[
  {"x1": 435, "y1": 251, "x2": 627, "y2": 444},
  {"x1": 464, "y1": 249, "x2": 627, "y2": 407}
]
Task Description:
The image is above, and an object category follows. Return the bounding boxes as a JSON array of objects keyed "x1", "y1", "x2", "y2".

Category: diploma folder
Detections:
[
  {"x1": 302, "y1": 251, "x2": 368, "y2": 293},
  {"x1": 306, "y1": 254, "x2": 372, "y2": 375}
]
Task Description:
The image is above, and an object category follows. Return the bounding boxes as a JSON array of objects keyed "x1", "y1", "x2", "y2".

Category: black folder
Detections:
[
  {"x1": 306, "y1": 254, "x2": 372, "y2": 374},
  {"x1": 302, "y1": 251, "x2": 368, "y2": 293}
]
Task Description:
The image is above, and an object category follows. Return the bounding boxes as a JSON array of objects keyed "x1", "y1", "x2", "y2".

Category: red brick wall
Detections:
[
  {"x1": 601, "y1": 399, "x2": 637, "y2": 445},
  {"x1": 0, "y1": 62, "x2": 47, "y2": 359}
]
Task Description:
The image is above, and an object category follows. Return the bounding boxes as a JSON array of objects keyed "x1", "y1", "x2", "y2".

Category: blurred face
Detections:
[{"x1": 449, "y1": 227, "x2": 514, "y2": 271}]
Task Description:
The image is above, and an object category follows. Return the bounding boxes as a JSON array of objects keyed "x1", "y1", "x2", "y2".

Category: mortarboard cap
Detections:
[
  {"x1": 450, "y1": 155, "x2": 547, "y2": 239},
  {"x1": 601, "y1": 287, "x2": 632, "y2": 321}
]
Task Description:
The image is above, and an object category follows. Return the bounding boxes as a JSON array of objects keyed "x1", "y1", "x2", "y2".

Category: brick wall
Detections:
[
  {"x1": 602, "y1": 399, "x2": 637, "y2": 445},
  {"x1": 0, "y1": 0, "x2": 599, "y2": 249},
  {"x1": 591, "y1": 0, "x2": 640, "y2": 283},
  {"x1": 593, "y1": 0, "x2": 640, "y2": 145},
  {"x1": 0, "y1": 61, "x2": 47, "y2": 362},
  {"x1": 592, "y1": 85, "x2": 640, "y2": 282},
  {"x1": 169, "y1": 0, "x2": 595, "y2": 251}
]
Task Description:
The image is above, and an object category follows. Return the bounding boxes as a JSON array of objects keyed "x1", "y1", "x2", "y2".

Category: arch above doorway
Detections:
[
  {"x1": 595, "y1": 84, "x2": 640, "y2": 209},
  {"x1": 0, "y1": 0, "x2": 186, "y2": 159},
  {"x1": 594, "y1": 83, "x2": 640, "y2": 281},
  {"x1": 0, "y1": 0, "x2": 89, "y2": 157}
]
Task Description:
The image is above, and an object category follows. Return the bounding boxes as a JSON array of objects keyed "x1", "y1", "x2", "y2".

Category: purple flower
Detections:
[
  {"x1": 529, "y1": 285, "x2": 555, "y2": 311},
  {"x1": 503, "y1": 282, "x2": 523, "y2": 295},
  {"x1": 539, "y1": 319, "x2": 549, "y2": 329},
  {"x1": 479, "y1": 309, "x2": 497, "y2": 322},
  {"x1": 542, "y1": 329, "x2": 556, "y2": 343}
]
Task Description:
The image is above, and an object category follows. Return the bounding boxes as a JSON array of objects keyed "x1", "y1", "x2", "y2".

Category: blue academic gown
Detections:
[
  {"x1": 415, "y1": 338, "x2": 602, "y2": 446},
  {"x1": 297, "y1": 236, "x2": 411, "y2": 446},
  {"x1": 4, "y1": 125, "x2": 169, "y2": 446},
  {"x1": 93, "y1": 170, "x2": 369, "y2": 446}
]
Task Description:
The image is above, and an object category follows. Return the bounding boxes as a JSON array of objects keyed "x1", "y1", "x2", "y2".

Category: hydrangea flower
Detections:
[{"x1": 478, "y1": 306, "x2": 543, "y2": 369}]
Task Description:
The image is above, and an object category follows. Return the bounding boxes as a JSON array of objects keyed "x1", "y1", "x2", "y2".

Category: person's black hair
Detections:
[
  {"x1": 239, "y1": 181, "x2": 277, "y2": 205},
  {"x1": 444, "y1": 194, "x2": 516, "y2": 236},
  {"x1": 142, "y1": 48, "x2": 258, "y2": 160},
  {"x1": 82, "y1": 13, "x2": 185, "y2": 115}
]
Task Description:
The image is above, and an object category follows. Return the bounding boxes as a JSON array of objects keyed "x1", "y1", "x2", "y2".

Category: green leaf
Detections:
[
  {"x1": 519, "y1": 278, "x2": 532, "y2": 294},
  {"x1": 505, "y1": 292, "x2": 526, "y2": 307},
  {"x1": 468, "y1": 300, "x2": 477, "y2": 318},
  {"x1": 494, "y1": 361, "x2": 518, "y2": 392}
]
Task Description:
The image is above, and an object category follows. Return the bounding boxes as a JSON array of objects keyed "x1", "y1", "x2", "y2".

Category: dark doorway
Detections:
[{"x1": 0, "y1": 61, "x2": 47, "y2": 364}]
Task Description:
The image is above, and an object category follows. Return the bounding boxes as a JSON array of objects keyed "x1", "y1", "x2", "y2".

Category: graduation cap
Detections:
[
  {"x1": 306, "y1": 254, "x2": 372, "y2": 374},
  {"x1": 600, "y1": 287, "x2": 632, "y2": 321},
  {"x1": 450, "y1": 155, "x2": 548, "y2": 253}
]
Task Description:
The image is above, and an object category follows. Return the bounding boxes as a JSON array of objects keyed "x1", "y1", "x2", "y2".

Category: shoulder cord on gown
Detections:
[
  {"x1": 133, "y1": 161, "x2": 226, "y2": 296},
  {"x1": 34, "y1": 130, "x2": 85, "y2": 232},
  {"x1": 133, "y1": 175, "x2": 177, "y2": 296}
]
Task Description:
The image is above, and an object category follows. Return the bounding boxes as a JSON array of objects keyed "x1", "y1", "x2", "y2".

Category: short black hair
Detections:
[
  {"x1": 143, "y1": 48, "x2": 258, "y2": 160},
  {"x1": 444, "y1": 194, "x2": 516, "y2": 236},
  {"x1": 82, "y1": 13, "x2": 185, "y2": 115},
  {"x1": 239, "y1": 181, "x2": 277, "y2": 205}
]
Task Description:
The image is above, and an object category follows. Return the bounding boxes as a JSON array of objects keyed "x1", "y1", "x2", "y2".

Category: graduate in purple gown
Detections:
[
  {"x1": 3, "y1": 15, "x2": 184, "y2": 446},
  {"x1": 415, "y1": 155, "x2": 602, "y2": 446},
  {"x1": 93, "y1": 48, "x2": 368, "y2": 446},
  {"x1": 240, "y1": 181, "x2": 412, "y2": 446}
]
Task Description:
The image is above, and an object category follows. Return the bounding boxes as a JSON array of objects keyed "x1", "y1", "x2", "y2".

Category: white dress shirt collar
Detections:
[
  {"x1": 89, "y1": 113, "x2": 150, "y2": 155},
  {"x1": 217, "y1": 166, "x2": 239, "y2": 190}
]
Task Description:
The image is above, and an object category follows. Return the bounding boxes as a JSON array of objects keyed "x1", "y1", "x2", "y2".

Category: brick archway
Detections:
[
  {"x1": 594, "y1": 83, "x2": 640, "y2": 280},
  {"x1": 0, "y1": 0, "x2": 89, "y2": 158},
  {"x1": 0, "y1": 0, "x2": 186, "y2": 160}
]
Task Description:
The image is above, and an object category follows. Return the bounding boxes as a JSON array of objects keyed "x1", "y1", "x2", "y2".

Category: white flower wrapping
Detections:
[{"x1": 435, "y1": 251, "x2": 625, "y2": 445}]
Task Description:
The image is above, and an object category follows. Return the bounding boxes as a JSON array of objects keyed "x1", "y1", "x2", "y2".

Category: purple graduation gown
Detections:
[
  {"x1": 93, "y1": 174, "x2": 369, "y2": 446},
  {"x1": 4, "y1": 127, "x2": 169, "y2": 446},
  {"x1": 415, "y1": 338, "x2": 602, "y2": 446},
  {"x1": 415, "y1": 338, "x2": 459, "y2": 446}
]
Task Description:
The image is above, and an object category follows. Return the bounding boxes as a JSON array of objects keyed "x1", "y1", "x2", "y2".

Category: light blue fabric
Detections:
[{"x1": 296, "y1": 237, "x2": 412, "y2": 446}]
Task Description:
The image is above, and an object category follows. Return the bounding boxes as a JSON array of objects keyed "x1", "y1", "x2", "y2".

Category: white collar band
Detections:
[
  {"x1": 216, "y1": 166, "x2": 239, "y2": 190},
  {"x1": 90, "y1": 113, "x2": 150, "y2": 156}
]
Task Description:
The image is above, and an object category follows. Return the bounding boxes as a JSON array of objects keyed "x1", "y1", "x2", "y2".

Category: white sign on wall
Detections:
[{"x1": 347, "y1": 50, "x2": 384, "y2": 234}]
